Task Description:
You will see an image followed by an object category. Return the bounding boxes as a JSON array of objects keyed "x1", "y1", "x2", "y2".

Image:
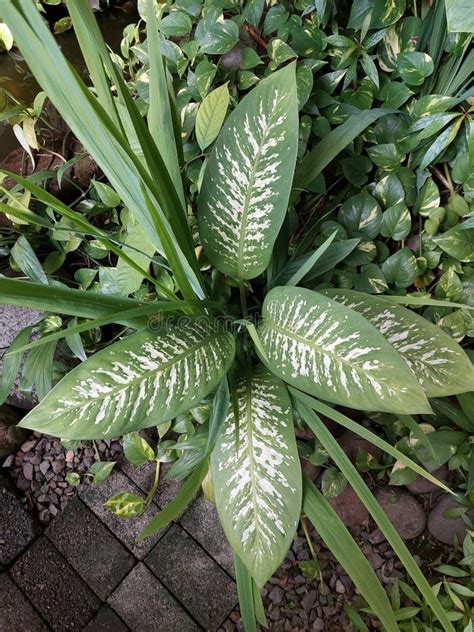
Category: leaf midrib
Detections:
[
  {"x1": 59, "y1": 329, "x2": 229, "y2": 411},
  {"x1": 237, "y1": 107, "x2": 282, "y2": 280},
  {"x1": 265, "y1": 319, "x2": 384, "y2": 382}
]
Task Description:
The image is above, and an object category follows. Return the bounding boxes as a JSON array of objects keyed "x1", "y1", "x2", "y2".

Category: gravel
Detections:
[{"x1": 8, "y1": 432, "x2": 122, "y2": 523}]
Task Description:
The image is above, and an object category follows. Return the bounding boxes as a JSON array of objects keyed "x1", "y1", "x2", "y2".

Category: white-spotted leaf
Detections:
[
  {"x1": 19, "y1": 320, "x2": 236, "y2": 439},
  {"x1": 212, "y1": 367, "x2": 302, "y2": 587},
  {"x1": 322, "y1": 289, "x2": 474, "y2": 398},
  {"x1": 258, "y1": 286, "x2": 431, "y2": 414},
  {"x1": 198, "y1": 63, "x2": 298, "y2": 280}
]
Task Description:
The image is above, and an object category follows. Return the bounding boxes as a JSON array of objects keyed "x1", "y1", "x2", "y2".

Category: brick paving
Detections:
[{"x1": 0, "y1": 462, "x2": 238, "y2": 631}]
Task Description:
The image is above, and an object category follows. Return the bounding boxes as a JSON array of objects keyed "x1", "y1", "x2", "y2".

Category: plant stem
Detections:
[
  {"x1": 144, "y1": 460, "x2": 161, "y2": 511},
  {"x1": 301, "y1": 515, "x2": 325, "y2": 588}
]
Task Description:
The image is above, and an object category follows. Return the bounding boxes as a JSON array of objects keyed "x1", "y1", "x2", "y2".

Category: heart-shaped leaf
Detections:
[
  {"x1": 198, "y1": 63, "x2": 298, "y2": 279},
  {"x1": 19, "y1": 320, "x2": 236, "y2": 439},
  {"x1": 212, "y1": 367, "x2": 301, "y2": 587},
  {"x1": 258, "y1": 286, "x2": 430, "y2": 414}
]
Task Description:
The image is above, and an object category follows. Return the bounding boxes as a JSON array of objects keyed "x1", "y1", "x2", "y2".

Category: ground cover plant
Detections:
[{"x1": 0, "y1": 0, "x2": 473, "y2": 630}]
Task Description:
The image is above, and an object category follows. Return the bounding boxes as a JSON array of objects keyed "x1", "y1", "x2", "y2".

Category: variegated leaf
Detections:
[
  {"x1": 198, "y1": 64, "x2": 298, "y2": 280},
  {"x1": 19, "y1": 320, "x2": 235, "y2": 439},
  {"x1": 212, "y1": 367, "x2": 301, "y2": 586},
  {"x1": 322, "y1": 289, "x2": 474, "y2": 398},
  {"x1": 258, "y1": 286, "x2": 431, "y2": 414}
]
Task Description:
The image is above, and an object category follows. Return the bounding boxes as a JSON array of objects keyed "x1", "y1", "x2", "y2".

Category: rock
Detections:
[
  {"x1": 338, "y1": 430, "x2": 383, "y2": 464},
  {"x1": 23, "y1": 461, "x2": 34, "y2": 481},
  {"x1": 70, "y1": 139, "x2": 100, "y2": 188},
  {"x1": 374, "y1": 487, "x2": 426, "y2": 540},
  {"x1": 329, "y1": 484, "x2": 369, "y2": 527},
  {"x1": 406, "y1": 465, "x2": 448, "y2": 494},
  {"x1": 301, "y1": 590, "x2": 317, "y2": 612},
  {"x1": 0, "y1": 305, "x2": 42, "y2": 350},
  {"x1": 0, "y1": 404, "x2": 28, "y2": 459},
  {"x1": 301, "y1": 460, "x2": 321, "y2": 481},
  {"x1": 427, "y1": 495, "x2": 474, "y2": 545},
  {"x1": 0, "y1": 305, "x2": 42, "y2": 410},
  {"x1": 335, "y1": 579, "x2": 345, "y2": 594},
  {"x1": 268, "y1": 586, "x2": 284, "y2": 605}
]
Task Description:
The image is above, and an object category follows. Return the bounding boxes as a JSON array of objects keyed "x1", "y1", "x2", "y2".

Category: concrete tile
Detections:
[
  {"x1": 83, "y1": 605, "x2": 130, "y2": 632},
  {"x1": 46, "y1": 497, "x2": 135, "y2": 599},
  {"x1": 180, "y1": 493, "x2": 235, "y2": 577},
  {"x1": 0, "y1": 573, "x2": 48, "y2": 632},
  {"x1": 0, "y1": 474, "x2": 36, "y2": 568},
  {"x1": 10, "y1": 537, "x2": 101, "y2": 631},
  {"x1": 81, "y1": 470, "x2": 166, "y2": 559},
  {"x1": 120, "y1": 460, "x2": 183, "y2": 510},
  {"x1": 108, "y1": 563, "x2": 201, "y2": 632},
  {"x1": 146, "y1": 524, "x2": 237, "y2": 631}
]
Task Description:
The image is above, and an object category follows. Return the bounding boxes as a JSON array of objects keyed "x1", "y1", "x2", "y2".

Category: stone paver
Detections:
[
  {"x1": 0, "y1": 305, "x2": 42, "y2": 349},
  {"x1": 46, "y1": 497, "x2": 135, "y2": 600},
  {"x1": 0, "y1": 574, "x2": 48, "y2": 632},
  {"x1": 0, "y1": 474, "x2": 36, "y2": 568},
  {"x1": 11, "y1": 537, "x2": 101, "y2": 631},
  {"x1": 108, "y1": 563, "x2": 201, "y2": 632},
  {"x1": 146, "y1": 524, "x2": 237, "y2": 631},
  {"x1": 81, "y1": 469, "x2": 166, "y2": 558},
  {"x1": 83, "y1": 605, "x2": 130, "y2": 632},
  {"x1": 120, "y1": 460, "x2": 183, "y2": 509},
  {"x1": 180, "y1": 493, "x2": 235, "y2": 577}
]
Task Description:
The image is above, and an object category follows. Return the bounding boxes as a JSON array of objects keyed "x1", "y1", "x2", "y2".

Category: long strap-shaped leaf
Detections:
[
  {"x1": 2, "y1": 171, "x2": 175, "y2": 299},
  {"x1": 294, "y1": 399, "x2": 455, "y2": 632},
  {"x1": 2, "y1": 1, "x2": 202, "y2": 300},
  {"x1": 211, "y1": 367, "x2": 302, "y2": 587},
  {"x1": 198, "y1": 64, "x2": 298, "y2": 280},
  {"x1": 303, "y1": 478, "x2": 399, "y2": 632},
  {"x1": 290, "y1": 388, "x2": 452, "y2": 494},
  {"x1": 146, "y1": 0, "x2": 185, "y2": 205},
  {"x1": 234, "y1": 553, "x2": 258, "y2": 632},
  {"x1": 292, "y1": 108, "x2": 396, "y2": 192},
  {"x1": 0, "y1": 278, "x2": 149, "y2": 326},
  {"x1": 258, "y1": 286, "x2": 430, "y2": 414},
  {"x1": 18, "y1": 319, "x2": 236, "y2": 439}
]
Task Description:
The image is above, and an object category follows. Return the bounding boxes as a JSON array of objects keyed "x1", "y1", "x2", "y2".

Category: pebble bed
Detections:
[{"x1": 6, "y1": 433, "x2": 122, "y2": 523}]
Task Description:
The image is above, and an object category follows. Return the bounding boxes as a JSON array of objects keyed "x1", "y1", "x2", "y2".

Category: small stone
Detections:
[
  {"x1": 301, "y1": 590, "x2": 317, "y2": 612},
  {"x1": 313, "y1": 618, "x2": 324, "y2": 631},
  {"x1": 51, "y1": 460, "x2": 64, "y2": 474},
  {"x1": 65, "y1": 450, "x2": 74, "y2": 463},
  {"x1": 406, "y1": 465, "x2": 448, "y2": 494},
  {"x1": 39, "y1": 508, "x2": 50, "y2": 522},
  {"x1": 428, "y1": 495, "x2": 474, "y2": 545},
  {"x1": 338, "y1": 430, "x2": 383, "y2": 464},
  {"x1": 268, "y1": 586, "x2": 284, "y2": 604},
  {"x1": 329, "y1": 484, "x2": 369, "y2": 526},
  {"x1": 374, "y1": 487, "x2": 426, "y2": 540},
  {"x1": 335, "y1": 579, "x2": 345, "y2": 594},
  {"x1": 39, "y1": 461, "x2": 50, "y2": 475},
  {"x1": 301, "y1": 460, "x2": 321, "y2": 481},
  {"x1": 17, "y1": 473, "x2": 30, "y2": 491},
  {"x1": 21, "y1": 439, "x2": 38, "y2": 453}
]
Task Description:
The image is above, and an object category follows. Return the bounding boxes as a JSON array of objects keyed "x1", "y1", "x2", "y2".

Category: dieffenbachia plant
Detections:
[{"x1": 1, "y1": 2, "x2": 473, "y2": 630}]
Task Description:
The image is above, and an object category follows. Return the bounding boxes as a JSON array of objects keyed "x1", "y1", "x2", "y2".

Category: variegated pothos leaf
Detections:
[
  {"x1": 258, "y1": 286, "x2": 431, "y2": 414},
  {"x1": 322, "y1": 289, "x2": 474, "y2": 398},
  {"x1": 19, "y1": 320, "x2": 235, "y2": 439},
  {"x1": 212, "y1": 367, "x2": 302, "y2": 587},
  {"x1": 198, "y1": 64, "x2": 298, "y2": 280}
]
